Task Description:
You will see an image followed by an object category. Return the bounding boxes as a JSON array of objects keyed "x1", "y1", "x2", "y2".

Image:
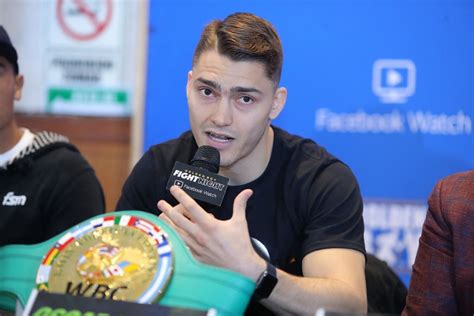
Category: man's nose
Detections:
[{"x1": 211, "y1": 99, "x2": 233, "y2": 126}]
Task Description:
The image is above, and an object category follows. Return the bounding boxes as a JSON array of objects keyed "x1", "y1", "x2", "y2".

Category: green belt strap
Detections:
[{"x1": 0, "y1": 210, "x2": 255, "y2": 315}]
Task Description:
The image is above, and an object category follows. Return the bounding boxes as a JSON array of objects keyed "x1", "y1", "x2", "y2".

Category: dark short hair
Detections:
[{"x1": 192, "y1": 13, "x2": 283, "y2": 84}]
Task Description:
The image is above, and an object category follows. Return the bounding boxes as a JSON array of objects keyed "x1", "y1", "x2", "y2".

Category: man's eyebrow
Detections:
[
  {"x1": 196, "y1": 78, "x2": 221, "y2": 91},
  {"x1": 230, "y1": 86, "x2": 262, "y2": 95},
  {"x1": 195, "y1": 77, "x2": 262, "y2": 95}
]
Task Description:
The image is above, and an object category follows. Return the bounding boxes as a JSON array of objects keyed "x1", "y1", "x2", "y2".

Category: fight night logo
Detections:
[
  {"x1": 167, "y1": 161, "x2": 229, "y2": 206},
  {"x1": 172, "y1": 168, "x2": 226, "y2": 191}
]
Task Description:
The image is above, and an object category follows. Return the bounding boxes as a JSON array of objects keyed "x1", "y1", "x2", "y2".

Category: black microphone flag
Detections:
[{"x1": 166, "y1": 146, "x2": 229, "y2": 206}]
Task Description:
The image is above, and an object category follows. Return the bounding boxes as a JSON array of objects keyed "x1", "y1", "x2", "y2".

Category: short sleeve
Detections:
[{"x1": 301, "y1": 162, "x2": 365, "y2": 258}]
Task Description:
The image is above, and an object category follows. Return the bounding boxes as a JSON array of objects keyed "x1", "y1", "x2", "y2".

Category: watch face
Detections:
[{"x1": 255, "y1": 265, "x2": 278, "y2": 299}]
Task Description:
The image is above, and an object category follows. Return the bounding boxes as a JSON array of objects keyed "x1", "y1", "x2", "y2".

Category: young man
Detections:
[
  {"x1": 0, "y1": 25, "x2": 105, "y2": 246},
  {"x1": 117, "y1": 13, "x2": 366, "y2": 314}
]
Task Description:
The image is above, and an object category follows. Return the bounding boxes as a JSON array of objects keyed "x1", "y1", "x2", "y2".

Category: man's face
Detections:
[
  {"x1": 186, "y1": 49, "x2": 286, "y2": 176},
  {"x1": 0, "y1": 56, "x2": 23, "y2": 131}
]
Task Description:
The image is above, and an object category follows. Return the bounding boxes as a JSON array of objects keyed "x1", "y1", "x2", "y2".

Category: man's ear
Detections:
[
  {"x1": 14, "y1": 75, "x2": 24, "y2": 101},
  {"x1": 269, "y1": 87, "x2": 287, "y2": 120},
  {"x1": 186, "y1": 70, "x2": 193, "y2": 98}
]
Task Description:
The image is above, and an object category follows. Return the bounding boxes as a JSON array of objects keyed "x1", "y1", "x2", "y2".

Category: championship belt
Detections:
[{"x1": 0, "y1": 211, "x2": 255, "y2": 315}]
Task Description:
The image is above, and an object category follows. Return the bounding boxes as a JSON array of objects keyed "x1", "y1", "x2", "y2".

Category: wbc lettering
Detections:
[{"x1": 65, "y1": 282, "x2": 127, "y2": 299}]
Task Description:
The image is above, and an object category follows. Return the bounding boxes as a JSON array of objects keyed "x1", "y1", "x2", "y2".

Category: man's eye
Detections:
[
  {"x1": 240, "y1": 96, "x2": 253, "y2": 104},
  {"x1": 201, "y1": 88, "x2": 213, "y2": 96}
]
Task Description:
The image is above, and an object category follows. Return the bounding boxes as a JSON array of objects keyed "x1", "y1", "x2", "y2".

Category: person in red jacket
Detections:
[{"x1": 403, "y1": 170, "x2": 474, "y2": 315}]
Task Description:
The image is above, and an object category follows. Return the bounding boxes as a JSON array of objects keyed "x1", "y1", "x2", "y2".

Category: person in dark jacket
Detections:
[{"x1": 0, "y1": 25, "x2": 105, "y2": 246}]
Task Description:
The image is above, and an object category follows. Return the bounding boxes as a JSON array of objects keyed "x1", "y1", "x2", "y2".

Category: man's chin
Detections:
[{"x1": 218, "y1": 157, "x2": 235, "y2": 170}]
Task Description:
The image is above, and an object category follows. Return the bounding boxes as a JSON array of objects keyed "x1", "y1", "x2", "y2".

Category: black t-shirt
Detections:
[{"x1": 117, "y1": 126, "x2": 365, "y2": 313}]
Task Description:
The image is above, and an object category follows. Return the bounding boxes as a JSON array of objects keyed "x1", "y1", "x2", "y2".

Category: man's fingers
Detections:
[
  {"x1": 157, "y1": 199, "x2": 197, "y2": 234},
  {"x1": 157, "y1": 199, "x2": 172, "y2": 212},
  {"x1": 159, "y1": 212, "x2": 205, "y2": 256},
  {"x1": 157, "y1": 199, "x2": 186, "y2": 215},
  {"x1": 159, "y1": 213, "x2": 179, "y2": 231},
  {"x1": 232, "y1": 189, "x2": 253, "y2": 222},
  {"x1": 169, "y1": 186, "x2": 211, "y2": 224}
]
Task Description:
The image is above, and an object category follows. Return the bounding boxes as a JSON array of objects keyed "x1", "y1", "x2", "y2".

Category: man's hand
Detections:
[
  {"x1": 157, "y1": 186, "x2": 367, "y2": 314},
  {"x1": 157, "y1": 185, "x2": 265, "y2": 281}
]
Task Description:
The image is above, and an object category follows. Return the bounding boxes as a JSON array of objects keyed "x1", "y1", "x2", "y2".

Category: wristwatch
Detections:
[{"x1": 253, "y1": 261, "x2": 278, "y2": 301}]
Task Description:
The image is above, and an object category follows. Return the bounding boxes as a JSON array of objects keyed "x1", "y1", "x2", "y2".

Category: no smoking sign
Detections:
[{"x1": 56, "y1": 0, "x2": 113, "y2": 41}]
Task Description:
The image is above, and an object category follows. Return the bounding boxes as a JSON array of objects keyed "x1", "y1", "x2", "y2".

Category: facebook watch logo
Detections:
[{"x1": 372, "y1": 59, "x2": 416, "y2": 104}]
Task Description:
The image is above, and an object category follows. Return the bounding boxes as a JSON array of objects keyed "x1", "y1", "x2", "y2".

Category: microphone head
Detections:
[{"x1": 190, "y1": 146, "x2": 220, "y2": 173}]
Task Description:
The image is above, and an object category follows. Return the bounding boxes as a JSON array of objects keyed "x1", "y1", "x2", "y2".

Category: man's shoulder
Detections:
[
  {"x1": 273, "y1": 126, "x2": 349, "y2": 179},
  {"x1": 273, "y1": 126, "x2": 337, "y2": 163},
  {"x1": 440, "y1": 170, "x2": 474, "y2": 187},
  {"x1": 6, "y1": 130, "x2": 89, "y2": 171},
  {"x1": 436, "y1": 170, "x2": 474, "y2": 200},
  {"x1": 272, "y1": 126, "x2": 358, "y2": 191},
  {"x1": 427, "y1": 170, "x2": 474, "y2": 237},
  {"x1": 34, "y1": 130, "x2": 88, "y2": 161},
  {"x1": 38, "y1": 144, "x2": 87, "y2": 168}
]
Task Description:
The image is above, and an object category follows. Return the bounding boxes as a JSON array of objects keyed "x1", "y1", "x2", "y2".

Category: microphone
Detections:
[
  {"x1": 177, "y1": 147, "x2": 264, "y2": 262},
  {"x1": 190, "y1": 145, "x2": 220, "y2": 173},
  {"x1": 166, "y1": 146, "x2": 229, "y2": 206}
]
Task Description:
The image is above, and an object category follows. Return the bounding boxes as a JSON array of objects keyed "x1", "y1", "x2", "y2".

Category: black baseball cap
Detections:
[{"x1": 0, "y1": 25, "x2": 19, "y2": 74}]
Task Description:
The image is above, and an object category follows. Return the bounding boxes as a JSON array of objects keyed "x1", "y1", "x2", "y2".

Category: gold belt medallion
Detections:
[{"x1": 35, "y1": 215, "x2": 173, "y2": 303}]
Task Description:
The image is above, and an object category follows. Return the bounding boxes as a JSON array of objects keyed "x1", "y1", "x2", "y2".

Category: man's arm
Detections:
[
  {"x1": 158, "y1": 186, "x2": 367, "y2": 315},
  {"x1": 261, "y1": 248, "x2": 366, "y2": 314},
  {"x1": 403, "y1": 178, "x2": 458, "y2": 315}
]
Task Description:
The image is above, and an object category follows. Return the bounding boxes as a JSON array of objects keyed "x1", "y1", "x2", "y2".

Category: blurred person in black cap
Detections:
[{"x1": 0, "y1": 25, "x2": 105, "y2": 246}]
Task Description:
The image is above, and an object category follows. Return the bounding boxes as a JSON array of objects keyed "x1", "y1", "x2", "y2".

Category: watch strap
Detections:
[{"x1": 253, "y1": 261, "x2": 278, "y2": 300}]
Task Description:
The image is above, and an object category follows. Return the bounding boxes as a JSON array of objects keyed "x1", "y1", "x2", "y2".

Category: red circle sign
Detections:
[{"x1": 56, "y1": 0, "x2": 113, "y2": 41}]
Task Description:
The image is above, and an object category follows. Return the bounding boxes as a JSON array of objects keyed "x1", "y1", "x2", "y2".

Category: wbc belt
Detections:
[{"x1": 0, "y1": 210, "x2": 255, "y2": 315}]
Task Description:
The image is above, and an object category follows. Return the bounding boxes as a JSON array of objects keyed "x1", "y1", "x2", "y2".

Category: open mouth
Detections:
[{"x1": 206, "y1": 131, "x2": 234, "y2": 142}]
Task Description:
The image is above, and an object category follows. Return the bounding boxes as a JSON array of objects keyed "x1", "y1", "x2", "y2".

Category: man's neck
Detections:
[
  {"x1": 0, "y1": 121, "x2": 23, "y2": 154},
  {"x1": 220, "y1": 126, "x2": 274, "y2": 186}
]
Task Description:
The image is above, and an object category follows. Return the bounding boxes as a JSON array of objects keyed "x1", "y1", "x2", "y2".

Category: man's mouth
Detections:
[{"x1": 206, "y1": 131, "x2": 234, "y2": 142}]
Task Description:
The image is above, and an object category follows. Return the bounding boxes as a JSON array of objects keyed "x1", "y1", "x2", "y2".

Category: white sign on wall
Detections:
[
  {"x1": 46, "y1": 0, "x2": 129, "y2": 116},
  {"x1": 0, "y1": 0, "x2": 142, "y2": 117}
]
